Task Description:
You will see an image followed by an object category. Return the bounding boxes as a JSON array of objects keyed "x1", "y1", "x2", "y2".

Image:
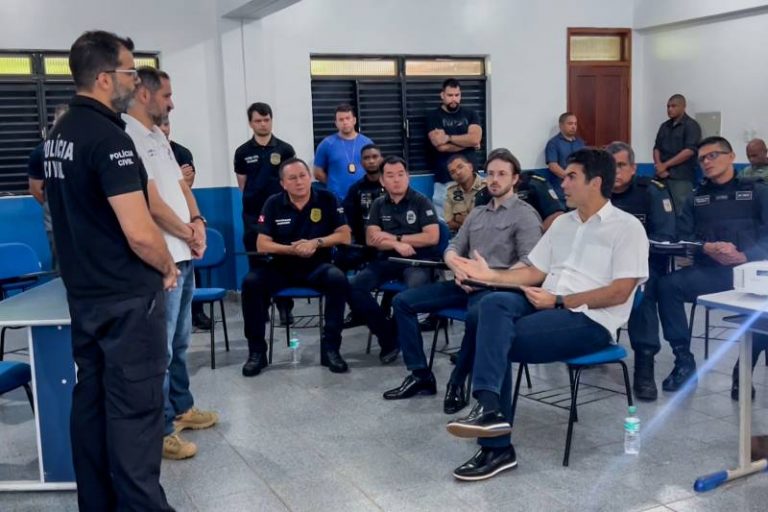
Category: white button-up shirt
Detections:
[
  {"x1": 123, "y1": 114, "x2": 191, "y2": 263},
  {"x1": 527, "y1": 201, "x2": 649, "y2": 338}
]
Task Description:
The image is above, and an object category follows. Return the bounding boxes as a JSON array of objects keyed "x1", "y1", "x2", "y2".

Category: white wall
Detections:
[
  {"x1": 634, "y1": 0, "x2": 768, "y2": 29},
  {"x1": 632, "y1": 9, "x2": 768, "y2": 163},
  {"x1": 227, "y1": 0, "x2": 634, "y2": 170},
  {"x1": 0, "y1": 0, "x2": 234, "y2": 188}
]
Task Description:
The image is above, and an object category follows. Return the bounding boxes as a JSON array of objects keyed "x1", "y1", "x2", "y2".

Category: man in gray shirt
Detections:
[
  {"x1": 742, "y1": 138, "x2": 768, "y2": 180},
  {"x1": 383, "y1": 149, "x2": 542, "y2": 413}
]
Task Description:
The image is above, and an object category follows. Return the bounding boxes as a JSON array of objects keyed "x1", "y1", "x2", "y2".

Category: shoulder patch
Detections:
[{"x1": 650, "y1": 179, "x2": 666, "y2": 190}]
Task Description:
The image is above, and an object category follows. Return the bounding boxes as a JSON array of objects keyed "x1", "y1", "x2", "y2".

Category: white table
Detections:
[
  {"x1": 0, "y1": 279, "x2": 76, "y2": 491},
  {"x1": 694, "y1": 290, "x2": 768, "y2": 491}
]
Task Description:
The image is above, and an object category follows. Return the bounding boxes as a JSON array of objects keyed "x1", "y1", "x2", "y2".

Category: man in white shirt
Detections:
[
  {"x1": 124, "y1": 67, "x2": 218, "y2": 461},
  {"x1": 445, "y1": 148, "x2": 649, "y2": 481}
]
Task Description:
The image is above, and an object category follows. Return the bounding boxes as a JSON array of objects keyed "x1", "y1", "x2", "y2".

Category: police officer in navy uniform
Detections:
[
  {"x1": 44, "y1": 31, "x2": 176, "y2": 511},
  {"x1": 476, "y1": 171, "x2": 565, "y2": 231},
  {"x1": 348, "y1": 156, "x2": 441, "y2": 364},
  {"x1": 657, "y1": 136, "x2": 768, "y2": 394},
  {"x1": 606, "y1": 142, "x2": 676, "y2": 401},
  {"x1": 240, "y1": 157, "x2": 352, "y2": 377}
]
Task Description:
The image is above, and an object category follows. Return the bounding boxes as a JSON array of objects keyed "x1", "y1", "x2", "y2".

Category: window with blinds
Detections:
[
  {"x1": 310, "y1": 56, "x2": 487, "y2": 173},
  {"x1": 0, "y1": 51, "x2": 158, "y2": 195}
]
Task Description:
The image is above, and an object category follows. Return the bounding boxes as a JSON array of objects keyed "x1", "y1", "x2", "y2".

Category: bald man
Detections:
[{"x1": 742, "y1": 138, "x2": 768, "y2": 180}]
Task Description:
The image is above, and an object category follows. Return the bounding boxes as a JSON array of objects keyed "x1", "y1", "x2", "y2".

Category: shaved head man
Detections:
[{"x1": 743, "y1": 138, "x2": 768, "y2": 180}]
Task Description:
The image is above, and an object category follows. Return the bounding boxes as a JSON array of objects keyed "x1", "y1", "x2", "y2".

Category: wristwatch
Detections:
[
  {"x1": 316, "y1": 237, "x2": 324, "y2": 247},
  {"x1": 190, "y1": 215, "x2": 207, "y2": 225},
  {"x1": 555, "y1": 295, "x2": 565, "y2": 309},
  {"x1": 396, "y1": 234, "x2": 403, "y2": 242}
]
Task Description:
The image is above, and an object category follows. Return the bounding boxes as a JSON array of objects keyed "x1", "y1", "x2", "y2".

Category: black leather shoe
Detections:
[
  {"x1": 242, "y1": 352, "x2": 268, "y2": 377},
  {"x1": 343, "y1": 312, "x2": 366, "y2": 329},
  {"x1": 418, "y1": 315, "x2": 439, "y2": 332},
  {"x1": 192, "y1": 310, "x2": 212, "y2": 331},
  {"x1": 731, "y1": 379, "x2": 756, "y2": 401},
  {"x1": 383, "y1": 373, "x2": 437, "y2": 400},
  {"x1": 443, "y1": 382, "x2": 467, "y2": 414},
  {"x1": 453, "y1": 446, "x2": 518, "y2": 481},
  {"x1": 321, "y1": 349, "x2": 349, "y2": 373},
  {"x1": 446, "y1": 402, "x2": 511, "y2": 438},
  {"x1": 662, "y1": 354, "x2": 697, "y2": 392},
  {"x1": 379, "y1": 346, "x2": 400, "y2": 365}
]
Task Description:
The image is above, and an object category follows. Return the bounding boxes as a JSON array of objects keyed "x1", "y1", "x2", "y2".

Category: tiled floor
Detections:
[{"x1": 1, "y1": 297, "x2": 768, "y2": 511}]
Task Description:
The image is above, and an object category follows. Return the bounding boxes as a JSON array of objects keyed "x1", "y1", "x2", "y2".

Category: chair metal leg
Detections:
[
  {"x1": 0, "y1": 326, "x2": 5, "y2": 361},
  {"x1": 366, "y1": 331, "x2": 373, "y2": 354},
  {"x1": 563, "y1": 366, "x2": 583, "y2": 467},
  {"x1": 318, "y1": 296, "x2": 324, "y2": 340},
  {"x1": 524, "y1": 363, "x2": 532, "y2": 389},
  {"x1": 284, "y1": 306, "x2": 291, "y2": 348},
  {"x1": 427, "y1": 318, "x2": 443, "y2": 372},
  {"x1": 443, "y1": 319, "x2": 450, "y2": 347},
  {"x1": 209, "y1": 302, "x2": 216, "y2": 370},
  {"x1": 219, "y1": 300, "x2": 230, "y2": 352},
  {"x1": 619, "y1": 360, "x2": 634, "y2": 407},
  {"x1": 465, "y1": 371, "x2": 473, "y2": 402},
  {"x1": 269, "y1": 301, "x2": 276, "y2": 365},
  {"x1": 567, "y1": 366, "x2": 578, "y2": 423},
  {"x1": 687, "y1": 302, "x2": 697, "y2": 345},
  {"x1": 704, "y1": 307, "x2": 710, "y2": 360},
  {"x1": 23, "y1": 384, "x2": 34, "y2": 414},
  {"x1": 510, "y1": 363, "x2": 525, "y2": 427}
]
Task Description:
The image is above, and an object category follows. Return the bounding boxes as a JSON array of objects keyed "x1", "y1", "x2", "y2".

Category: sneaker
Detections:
[
  {"x1": 163, "y1": 433, "x2": 197, "y2": 460},
  {"x1": 174, "y1": 407, "x2": 219, "y2": 432}
]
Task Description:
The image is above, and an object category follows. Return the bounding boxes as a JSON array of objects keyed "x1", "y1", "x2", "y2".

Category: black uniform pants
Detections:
[
  {"x1": 628, "y1": 254, "x2": 668, "y2": 355},
  {"x1": 241, "y1": 262, "x2": 348, "y2": 354},
  {"x1": 68, "y1": 291, "x2": 171, "y2": 512}
]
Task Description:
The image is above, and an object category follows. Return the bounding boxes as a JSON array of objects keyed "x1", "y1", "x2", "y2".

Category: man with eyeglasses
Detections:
[
  {"x1": 657, "y1": 136, "x2": 768, "y2": 394},
  {"x1": 606, "y1": 141, "x2": 676, "y2": 401},
  {"x1": 44, "y1": 31, "x2": 175, "y2": 511}
]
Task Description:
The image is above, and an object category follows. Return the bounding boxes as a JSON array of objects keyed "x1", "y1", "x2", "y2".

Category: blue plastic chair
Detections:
[
  {"x1": 192, "y1": 228, "x2": 230, "y2": 369},
  {"x1": 0, "y1": 243, "x2": 44, "y2": 360},
  {"x1": 268, "y1": 287, "x2": 324, "y2": 365},
  {"x1": 0, "y1": 361, "x2": 34, "y2": 412}
]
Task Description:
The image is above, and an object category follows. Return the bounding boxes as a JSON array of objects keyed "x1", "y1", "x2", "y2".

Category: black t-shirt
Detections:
[
  {"x1": 234, "y1": 135, "x2": 296, "y2": 217},
  {"x1": 257, "y1": 188, "x2": 347, "y2": 271},
  {"x1": 44, "y1": 95, "x2": 162, "y2": 300},
  {"x1": 367, "y1": 187, "x2": 439, "y2": 258},
  {"x1": 342, "y1": 176, "x2": 385, "y2": 244},
  {"x1": 170, "y1": 140, "x2": 194, "y2": 168},
  {"x1": 27, "y1": 141, "x2": 45, "y2": 180},
  {"x1": 426, "y1": 106, "x2": 481, "y2": 183}
]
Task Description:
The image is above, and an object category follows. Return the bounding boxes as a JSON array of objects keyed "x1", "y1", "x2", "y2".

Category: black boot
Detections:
[
  {"x1": 633, "y1": 350, "x2": 658, "y2": 401},
  {"x1": 192, "y1": 306, "x2": 212, "y2": 330},
  {"x1": 731, "y1": 360, "x2": 757, "y2": 401},
  {"x1": 662, "y1": 346, "x2": 697, "y2": 392},
  {"x1": 320, "y1": 341, "x2": 348, "y2": 373}
]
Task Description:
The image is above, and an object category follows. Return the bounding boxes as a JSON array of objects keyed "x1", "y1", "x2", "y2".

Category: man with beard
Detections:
[
  {"x1": 384, "y1": 149, "x2": 541, "y2": 413},
  {"x1": 426, "y1": 79, "x2": 483, "y2": 219},
  {"x1": 124, "y1": 67, "x2": 219, "y2": 461},
  {"x1": 342, "y1": 144, "x2": 385, "y2": 247},
  {"x1": 44, "y1": 30, "x2": 176, "y2": 510}
]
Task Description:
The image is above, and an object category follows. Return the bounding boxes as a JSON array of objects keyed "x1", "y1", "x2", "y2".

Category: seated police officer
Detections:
[
  {"x1": 241, "y1": 158, "x2": 352, "y2": 376},
  {"x1": 605, "y1": 141, "x2": 676, "y2": 401},
  {"x1": 446, "y1": 148, "x2": 648, "y2": 481},
  {"x1": 444, "y1": 154, "x2": 485, "y2": 232},
  {"x1": 475, "y1": 169, "x2": 564, "y2": 232},
  {"x1": 348, "y1": 156, "x2": 440, "y2": 364},
  {"x1": 657, "y1": 136, "x2": 768, "y2": 395},
  {"x1": 384, "y1": 149, "x2": 542, "y2": 412}
]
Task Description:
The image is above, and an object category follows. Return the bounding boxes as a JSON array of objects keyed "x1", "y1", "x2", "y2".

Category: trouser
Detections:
[
  {"x1": 392, "y1": 280, "x2": 488, "y2": 383},
  {"x1": 242, "y1": 216, "x2": 293, "y2": 313},
  {"x1": 348, "y1": 259, "x2": 432, "y2": 349},
  {"x1": 163, "y1": 261, "x2": 195, "y2": 436},
  {"x1": 471, "y1": 292, "x2": 612, "y2": 449},
  {"x1": 628, "y1": 255, "x2": 668, "y2": 355},
  {"x1": 657, "y1": 264, "x2": 733, "y2": 352},
  {"x1": 241, "y1": 262, "x2": 348, "y2": 354},
  {"x1": 664, "y1": 178, "x2": 694, "y2": 216},
  {"x1": 68, "y1": 291, "x2": 171, "y2": 512}
]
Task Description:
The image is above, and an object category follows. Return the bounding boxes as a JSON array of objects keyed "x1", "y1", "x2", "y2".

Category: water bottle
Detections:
[
  {"x1": 624, "y1": 405, "x2": 640, "y2": 455},
  {"x1": 289, "y1": 332, "x2": 301, "y2": 367}
]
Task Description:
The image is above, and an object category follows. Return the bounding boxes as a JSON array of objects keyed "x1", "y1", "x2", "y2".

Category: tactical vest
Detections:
[
  {"x1": 612, "y1": 177, "x2": 653, "y2": 227},
  {"x1": 693, "y1": 177, "x2": 760, "y2": 256}
]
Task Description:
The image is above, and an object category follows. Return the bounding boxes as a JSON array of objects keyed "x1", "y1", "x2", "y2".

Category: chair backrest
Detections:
[
  {"x1": 0, "y1": 243, "x2": 41, "y2": 280},
  {"x1": 196, "y1": 228, "x2": 226, "y2": 270},
  {"x1": 436, "y1": 220, "x2": 451, "y2": 255}
]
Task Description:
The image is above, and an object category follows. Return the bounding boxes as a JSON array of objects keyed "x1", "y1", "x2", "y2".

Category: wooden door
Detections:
[{"x1": 568, "y1": 65, "x2": 630, "y2": 147}]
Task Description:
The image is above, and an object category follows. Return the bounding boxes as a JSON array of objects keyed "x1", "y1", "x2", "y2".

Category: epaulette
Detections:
[
  {"x1": 530, "y1": 174, "x2": 547, "y2": 183},
  {"x1": 650, "y1": 179, "x2": 665, "y2": 189}
]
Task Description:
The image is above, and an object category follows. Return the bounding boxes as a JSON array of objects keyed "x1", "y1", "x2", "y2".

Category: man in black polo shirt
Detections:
[
  {"x1": 348, "y1": 156, "x2": 440, "y2": 363},
  {"x1": 44, "y1": 31, "x2": 176, "y2": 511},
  {"x1": 653, "y1": 94, "x2": 702, "y2": 211},
  {"x1": 241, "y1": 158, "x2": 352, "y2": 377}
]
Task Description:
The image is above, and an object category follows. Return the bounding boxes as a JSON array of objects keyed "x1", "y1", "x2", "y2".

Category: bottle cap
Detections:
[
  {"x1": 628, "y1": 405, "x2": 637, "y2": 414},
  {"x1": 289, "y1": 340, "x2": 299, "y2": 349}
]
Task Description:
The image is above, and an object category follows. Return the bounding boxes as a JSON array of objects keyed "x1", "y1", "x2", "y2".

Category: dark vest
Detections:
[
  {"x1": 693, "y1": 177, "x2": 760, "y2": 264},
  {"x1": 612, "y1": 177, "x2": 652, "y2": 228}
]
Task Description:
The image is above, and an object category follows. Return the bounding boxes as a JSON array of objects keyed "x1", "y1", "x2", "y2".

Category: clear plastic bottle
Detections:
[
  {"x1": 624, "y1": 405, "x2": 640, "y2": 455},
  {"x1": 289, "y1": 332, "x2": 300, "y2": 367}
]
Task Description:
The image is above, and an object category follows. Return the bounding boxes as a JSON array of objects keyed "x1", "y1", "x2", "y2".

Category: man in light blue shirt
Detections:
[
  {"x1": 544, "y1": 112, "x2": 585, "y2": 201},
  {"x1": 313, "y1": 103, "x2": 374, "y2": 200}
]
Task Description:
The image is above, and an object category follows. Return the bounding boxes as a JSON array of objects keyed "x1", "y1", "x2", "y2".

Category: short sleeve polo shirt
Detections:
[{"x1": 234, "y1": 135, "x2": 295, "y2": 216}]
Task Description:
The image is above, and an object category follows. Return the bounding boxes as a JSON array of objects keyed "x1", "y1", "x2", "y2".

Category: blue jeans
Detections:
[
  {"x1": 163, "y1": 260, "x2": 195, "y2": 435},
  {"x1": 392, "y1": 280, "x2": 488, "y2": 384},
  {"x1": 471, "y1": 292, "x2": 612, "y2": 448}
]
